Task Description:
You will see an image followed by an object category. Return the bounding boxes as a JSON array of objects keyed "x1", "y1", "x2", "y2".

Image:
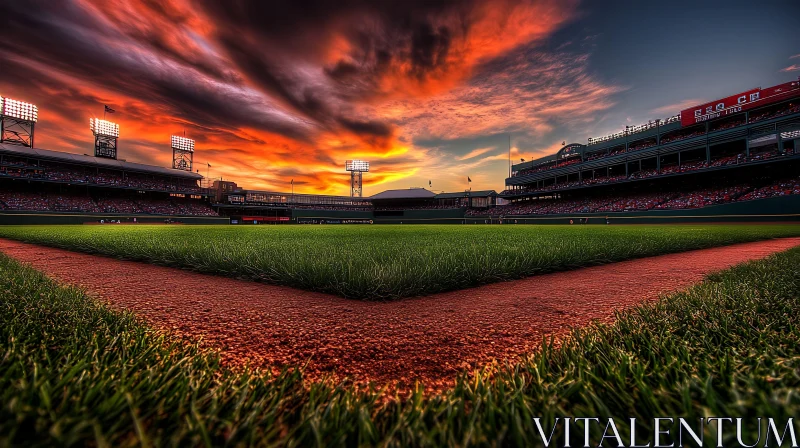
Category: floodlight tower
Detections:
[
  {"x1": 345, "y1": 160, "x2": 369, "y2": 197},
  {"x1": 0, "y1": 96, "x2": 38, "y2": 147},
  {"x1": 90, "y1": 118, "x2": 119, "y2": 159},
  {"x1": 171, "y1": 135, "x2": 195, "y2": 171}
]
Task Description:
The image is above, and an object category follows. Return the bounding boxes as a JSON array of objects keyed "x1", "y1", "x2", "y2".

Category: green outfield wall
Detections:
[
  {"x1": 291, "y1": 209, "x2": 373, "y2": 220},
  {"x1": 3, "y1": 196, "x2": 798, "y2": 225},
  {"x1": 289, "y1": 196, "x2": 799, "y2": 224}
]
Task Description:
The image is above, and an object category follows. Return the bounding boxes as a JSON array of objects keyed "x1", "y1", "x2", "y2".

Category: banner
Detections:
[
  {"x1": 242, "y1": 216, "x2": 290, "y2": 222},
  {"x1": 681, "y1": 88, "x2": 760, "y2": 126},
  {"x1": 681, "y1": 79, "x2": 800, "y2": 127}
]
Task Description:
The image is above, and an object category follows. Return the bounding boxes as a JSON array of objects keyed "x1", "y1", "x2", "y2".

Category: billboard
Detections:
[
  {"x1": 681, "y1": 88, "x2": 760, "y2": 126},
  {"x1": 681, "y1": 79, "x2": 800, "y2": 127}
]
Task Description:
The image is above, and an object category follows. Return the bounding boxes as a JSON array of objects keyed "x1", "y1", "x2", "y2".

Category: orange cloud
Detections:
[{"x1": 1, "y1": 0, "x2": 622, "y2": 195}]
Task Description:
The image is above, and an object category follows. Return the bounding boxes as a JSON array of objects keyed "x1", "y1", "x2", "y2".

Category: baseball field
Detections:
[
  {"x1": 1, "y1": 224, "x2": 800, "y2": 445},
  {"x1": 0, "y1": 224, "x2": 799, "y2": 299}
]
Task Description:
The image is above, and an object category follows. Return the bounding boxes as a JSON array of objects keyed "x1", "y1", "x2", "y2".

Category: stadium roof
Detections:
[
  {"x1": 235, "y1": 189, "x2": 369, "y2": 202},
  {"x1": 370, "y1": 188, "x2": 436, "y2": 200},
  {"x1": 0, "y1": 143, "x2": 202, "y2": 179},
  {"x1": 514, "y1": 143, "x2": 585, "y2": 171},
  {"x1": 435, "y1": 190, "x2": 496, "y2": 199}
]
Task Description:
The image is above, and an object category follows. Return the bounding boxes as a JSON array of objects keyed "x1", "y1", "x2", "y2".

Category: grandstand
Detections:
[
  {"x1": 477, "y1": 77, "x2": 800, "y2": 223},
  {"x1": 0, "y1": 143, "x2": 223, "y2": 224}
]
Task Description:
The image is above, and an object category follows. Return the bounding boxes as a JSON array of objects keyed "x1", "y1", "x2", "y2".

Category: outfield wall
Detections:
[
  {"x1": 286, "y1": 196, "x2": 800, "y2": 224},
  {"x1": 2, "y1": 196, "x2": 797, "y2": 225},
  {"x1": 291, "y1": 209, "x2": 373, "y2": 220},
  {"x1": 0, "y1": 211, "x2": 230, "y2": 225},
  {"x1": 372, "y1": 208, "x2": 465, "y2": 224}
]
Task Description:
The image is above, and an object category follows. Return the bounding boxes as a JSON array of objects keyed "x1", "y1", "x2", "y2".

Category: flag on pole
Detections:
[
  {"x1": 104, "y1": 105, "x2": 115, "y2": 114},
  {"x1": 291, "y1": 179, "x2": 294, "y2": 185},
  {"x1": 520, "y1": 158, "x2": 525, "y2": 162},
  {"x1": 467, "y1": 176, "x2": 472, "y2": 182},
  {"x1": 428, "y1": 180, "x2": 432, "y2": 187},
  {"x1": 207, "y1": 162, "x2": 211, "y2": 168}
]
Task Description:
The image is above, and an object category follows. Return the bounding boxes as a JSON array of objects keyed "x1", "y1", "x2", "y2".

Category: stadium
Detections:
[
  {"x1": 3, "y1": 79, "x2": 798, "y2": 226},
  {"x1": 2, "y1": 1, "x2": 800, "y2": 445}
]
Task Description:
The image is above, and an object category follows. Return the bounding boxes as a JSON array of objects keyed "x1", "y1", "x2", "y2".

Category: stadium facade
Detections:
[{"x1": 486, "y1": 77, "x2": 800, "y2": 223}]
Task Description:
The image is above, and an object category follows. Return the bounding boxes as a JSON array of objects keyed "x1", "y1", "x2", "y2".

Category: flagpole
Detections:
[{"x1": 508, "y1": 134, "x2": 511, "y2": 178}]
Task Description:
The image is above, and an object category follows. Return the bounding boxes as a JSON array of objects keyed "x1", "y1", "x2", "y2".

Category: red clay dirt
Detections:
[{"x1": 1, "y1": 237, "x2": 799, "y2": 390}]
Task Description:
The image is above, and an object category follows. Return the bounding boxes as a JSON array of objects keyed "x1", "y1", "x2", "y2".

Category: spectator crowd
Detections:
[
  {"x1": 0, "y1": 189, "x2": 217, "y2": 216},
  {"x1": 504, "y1": 148, "x2": 788, "y2": 196},
  {"x1": 471, "y1": 176, "x2": 800, "y2": 217},
  {"x1": 0, "y1": 159, "x2": 201, "y2": 193}
]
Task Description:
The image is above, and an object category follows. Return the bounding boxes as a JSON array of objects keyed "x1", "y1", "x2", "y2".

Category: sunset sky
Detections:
[{"x1": 1, "y1": 0, "x2": 798, "y2": 195}]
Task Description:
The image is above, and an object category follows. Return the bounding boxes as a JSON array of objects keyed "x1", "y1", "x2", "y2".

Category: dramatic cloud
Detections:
[{"x1": 0, "y1": 0, "x2": 621, "y2": 193}]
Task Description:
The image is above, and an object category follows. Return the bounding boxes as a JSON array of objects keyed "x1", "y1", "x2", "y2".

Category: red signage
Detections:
[
  {"x1": 761, "y1": 80, "x2": 800, "y2": 98},
  {"x1": 681, "y1": 79, "x2": 800, "y2": 127},
  {"x1": 681, "y1": 88, "x2": 760, "y2": 126},
  {"x1": 242, "y1": 216, "x2": 290, "y2": 222}
]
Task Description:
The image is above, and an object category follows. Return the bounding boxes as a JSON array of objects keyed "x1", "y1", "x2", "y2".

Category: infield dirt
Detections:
[{"x1": 2, "y1": 237, "x2": 798, "y2": 390}]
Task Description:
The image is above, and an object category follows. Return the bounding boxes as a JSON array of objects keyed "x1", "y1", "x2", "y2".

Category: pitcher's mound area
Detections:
[{"x1": 1, "y1": 237, "x2": 798, "y2": 389}]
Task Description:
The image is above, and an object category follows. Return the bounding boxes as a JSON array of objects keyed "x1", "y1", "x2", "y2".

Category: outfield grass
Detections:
[
  {"x1": 0, "y1": 224, "x2": 799, "y2": 300},
  {"x1": 2, "y1": 243, "x2": 800, "y2": 446}
]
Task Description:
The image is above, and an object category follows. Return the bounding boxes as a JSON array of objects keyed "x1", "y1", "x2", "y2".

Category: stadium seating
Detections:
[
  {"x1": 505, "y1": 148, "x2": 792, "y2": 196},
  {"x1": 748, "y1": 102, "x2": 800, "y2": 123},
  {"x1": 0, "y1": 188, "x2": 218, "y2": 216},
  {"x1": 473, "y1": 176, "x2": 800, "y2": 217},
  {"x1": 0, "y1": 158, "x2": 201, "y2": 193}
]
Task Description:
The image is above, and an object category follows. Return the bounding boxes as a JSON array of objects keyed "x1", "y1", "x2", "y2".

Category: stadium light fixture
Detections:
[
  {"x1": 345, "y1": 160, "x2": 369, "y2": 198},
  {"x1": 90, "y1": 118, "x2": 120, "y2": 138},
  {"x1": 171, "y1": 135, "x2": 195, "y2": 172},
  {"x1": 171, "y1": 135, "x2": 195, "y2": 152},
  {"x1": 1, "y1": 97, "x2": 38, "y2": 122},
  {"x1": 0, "y1": 95, "x2": 38, "y2": 147},
  {"x1": 345, "y1": 160, "x2": 370, "y2": 172}
]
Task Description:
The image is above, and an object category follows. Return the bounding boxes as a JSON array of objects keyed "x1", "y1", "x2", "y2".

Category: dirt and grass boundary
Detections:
[{"x1": 2, "y1": 242, "x2": 800, "y2": 445}]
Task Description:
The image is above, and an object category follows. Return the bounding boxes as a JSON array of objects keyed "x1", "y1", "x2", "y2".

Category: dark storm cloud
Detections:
[
  {"x1": 196, "y1": 0, "x2": 477, "y2": 97},
  {"x1": 0, "y1": 0, "x2": 584, "y2": 193},
  {"x1": 0, "y1": 0, "x2": 314, "y2": 141},
  {"x1": 0, "y1": 0, "x2": 559, "y2": 143},
  {"x1": 409, "y1": 22, "x2": 453, "y2": 78}
]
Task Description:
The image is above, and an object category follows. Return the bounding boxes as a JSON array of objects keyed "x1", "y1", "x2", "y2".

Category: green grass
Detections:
[
  {"x1": 2, "y1": 245, "x2": 800, "y2": 446},
  {"x1": 0, "y1": 224, "x2": 799, "y2": 300}
]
